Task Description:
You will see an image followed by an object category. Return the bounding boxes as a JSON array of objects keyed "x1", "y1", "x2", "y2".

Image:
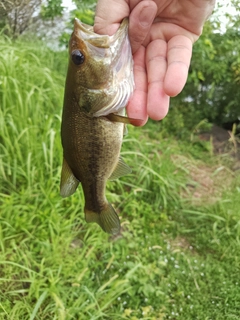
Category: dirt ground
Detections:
[
  {"x1": 199, "y1": 124, "x2": 240, "y2": 169},
  {"x1": 172, "y1": 125, "x2": 240, "y2": 205}
]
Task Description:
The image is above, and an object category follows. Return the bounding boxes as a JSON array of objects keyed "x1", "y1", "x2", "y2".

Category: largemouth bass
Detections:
[{"x1": 60, "y1": 18, "x2": 134, "y2": 235}]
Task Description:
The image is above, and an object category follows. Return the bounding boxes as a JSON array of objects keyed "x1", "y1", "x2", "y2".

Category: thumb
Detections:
[{"x1": 94, "y1": 0, "x2": 129, "y2": 35}]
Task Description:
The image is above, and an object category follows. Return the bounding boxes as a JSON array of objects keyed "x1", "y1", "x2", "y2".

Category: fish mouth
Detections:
[{"x1": 73, "y1": 18, "x2": 129, "y2": 49}]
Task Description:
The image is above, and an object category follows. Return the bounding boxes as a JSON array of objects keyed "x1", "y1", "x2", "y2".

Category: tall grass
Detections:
[
  {"x1": 0, "y1": 36, "x2": 240, "y2": 319},
  {"x1": 0, "y1": 36, "x2": 65, "y2": 194}
]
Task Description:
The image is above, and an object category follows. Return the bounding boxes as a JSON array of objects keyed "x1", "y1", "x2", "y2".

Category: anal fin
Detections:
[
  {"x1": 60, "y1": 158, "x2": 79, "y2": 197},
  {"x1": 108, "y1": 157, "x2": 131, "y2": 180}
]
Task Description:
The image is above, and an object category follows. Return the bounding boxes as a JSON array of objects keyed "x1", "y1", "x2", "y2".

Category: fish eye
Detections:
[{"x1": 71, "y1": 49, "x2": 85, "y2": 65}]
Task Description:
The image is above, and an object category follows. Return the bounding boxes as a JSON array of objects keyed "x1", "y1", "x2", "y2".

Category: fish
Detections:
[{"x1": 60, "y1": 18, "x2": 135, "y2": 235}]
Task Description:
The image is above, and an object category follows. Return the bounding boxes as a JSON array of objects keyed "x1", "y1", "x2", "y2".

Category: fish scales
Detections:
[
  {"x1": 61, "y1": 107, "x2": 124, "y2": 211},
  {"x1": 60, "y1": 18, "x2": 134, "y2": 234}
]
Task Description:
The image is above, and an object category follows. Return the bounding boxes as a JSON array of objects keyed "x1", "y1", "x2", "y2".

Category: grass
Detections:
[{"x1": 0, "y1": 35, "x2": 240, "y2": 320}]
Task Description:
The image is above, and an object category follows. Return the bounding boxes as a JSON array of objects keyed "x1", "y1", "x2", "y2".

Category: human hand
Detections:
[{"x1": 94, "y1": 0, "x2": 216, "y2": 125}]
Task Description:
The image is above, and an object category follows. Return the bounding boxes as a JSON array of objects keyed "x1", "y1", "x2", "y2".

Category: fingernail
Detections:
[{"x1": 139, "y1": 6, "x2": 156, "y2": 28}]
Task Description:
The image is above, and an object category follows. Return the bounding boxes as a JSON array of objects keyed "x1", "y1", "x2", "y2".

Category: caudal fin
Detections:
[{"x1": 85, "y1": 203, "x2": 120, "y2": 235}]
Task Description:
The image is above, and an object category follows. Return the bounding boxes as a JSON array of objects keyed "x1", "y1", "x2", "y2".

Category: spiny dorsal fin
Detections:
[
  {"x1": 60, "y1": 158, "x2": 79, "y2": 198},
  {"x1": 108, "y1": 157, "x2": 131, "y2": 180}
]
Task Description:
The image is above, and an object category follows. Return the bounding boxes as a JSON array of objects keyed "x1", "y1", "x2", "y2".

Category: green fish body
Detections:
[{"x1": 60, "y1": 18, "x2": 134, "y2": 234}]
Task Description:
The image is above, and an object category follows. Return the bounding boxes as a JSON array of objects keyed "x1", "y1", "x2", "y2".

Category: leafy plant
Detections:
[{"x1": 171, "y1": 1, "x2": 240, "y2": 129}]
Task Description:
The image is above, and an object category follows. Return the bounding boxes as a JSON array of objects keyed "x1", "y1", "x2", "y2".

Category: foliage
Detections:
[
  {"x1": 0, "y1": 0, "x2": 42, "y2": 37},
  {"x1": 73, "y1": 0, "x2": 97, "y2": 8},
  {"x1": 0, "y1": 0, "x2": 65, "y2": 37},
  {"x1": 41, "y1": 0, "x2": 64, "y2": 20},
  {"x1": 0, "y1": 35, "x2": 66, "y2": 193},
  {"x1": 171, "y1": 1, "x2": 240, "y2": 129},
  {"x1": 0, "y1": 0, "x2": 96, "y2": 39},
  {"x1": 0, "y1": 36, "x2": 240, "y2": 319}
]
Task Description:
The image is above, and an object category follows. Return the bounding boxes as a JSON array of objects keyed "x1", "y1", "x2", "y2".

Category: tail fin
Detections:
[{"x1": 85, "y1": 203, "x2": 120, "y2": 235}]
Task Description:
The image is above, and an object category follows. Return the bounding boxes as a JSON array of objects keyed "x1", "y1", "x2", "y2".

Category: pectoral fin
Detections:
[
  {"x1": 60, "y1": 158, "x2": 79, "y2": 197},
  {"x1": 108, "y1": 157, "x2": 131, "y2": 180},
  {"x1": 106, "y1": 113, "x2": 143, "y2": 125}
]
